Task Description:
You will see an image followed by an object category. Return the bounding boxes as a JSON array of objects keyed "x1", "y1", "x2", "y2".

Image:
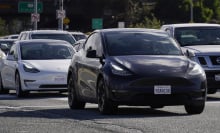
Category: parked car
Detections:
[
  {"x1": 18, "y1": 30, "x2": 76, "y2": 46},
  {"x1": 69, "y1": 32, "x2": 87, "y2": 41},
  {"x1": 7, "y1": 34, "x2": 19, "y2": 39},
  {"x1": 67, "y1": 28, "x2": 207, "y2": 115},
  {"x1": 0, "y1": 39, "x2": 16, "y2": 52},
  {"x1": 0, "y1": 39, "x2": 74, "y2": 96},
  {"x1": 161, "y1": 23, "x2": 220, "y2": 94}
]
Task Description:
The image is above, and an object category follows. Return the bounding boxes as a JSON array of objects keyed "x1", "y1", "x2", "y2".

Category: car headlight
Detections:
[
  {"x1": 23, "y1": 64, "x2": 40, "y2": 73},
  {"x1": 110, "y1": 62, "x2": 132, "y2": 76},
  {"x1": 188, "y1": 62, "x2": 205, "y2": 77}
]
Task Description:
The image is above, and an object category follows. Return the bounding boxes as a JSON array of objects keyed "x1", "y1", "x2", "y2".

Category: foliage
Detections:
[
  {"x1": 154, "y1": 0, "x2": 220, "y2": 23},
  {"x1": 0, "y1": 17, "x2": 8, "y2": 36},
  {"x1": 128, "y1": 14, "x2": 162, "y2": 29}
]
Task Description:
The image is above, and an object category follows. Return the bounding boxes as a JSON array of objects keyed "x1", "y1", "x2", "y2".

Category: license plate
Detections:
[
  {"x1": 54, "y1": 76, "x2": 65, "y2": 82},
  {"x1": 215, "y1": 74, "x2": 220, "y2": 81},
  {"x1": 154, "y1": 85, "x2": 171, "y2": 94}
]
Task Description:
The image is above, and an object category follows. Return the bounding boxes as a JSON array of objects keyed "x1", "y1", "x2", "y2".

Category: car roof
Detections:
[
  {"x1": 162, "y1": 23, "x2": 220, "y2": 28},
  {"x1": 17, "y1": 39, "x2": 70, "y2": 45},
  {"x1": 94, "y1": 28, "x2": 167, "y2": 34},
  {"x1": 21, "y1": 30, "x2": 71, "y2": 34},
  {"x1": 0, "y1": 39, "x2": 17, "y2": 42},
  {"x1": 69, "y1": 31, "x2": 85, "y2": 35}
]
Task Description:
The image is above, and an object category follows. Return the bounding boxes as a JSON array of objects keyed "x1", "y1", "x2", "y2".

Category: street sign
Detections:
[
  {"x1": 92, "y1": 18, "x2": 103, "y2": 29},
  {"x1": 31, "y1": 13, "x2": 40, "y2": 22},
  {"x1": 18, "y1": 2, "x2": 43, "y2": 13},
  {"x1": 63, "y1": 17, "x2": 70, "y2": 25},
  {"x1": 56, "y1": 10, "x2": 66, "y2": 19}
]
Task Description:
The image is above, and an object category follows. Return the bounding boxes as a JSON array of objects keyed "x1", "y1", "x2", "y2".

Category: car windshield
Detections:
[
  {"x1": 105, "y1": 31, "x2": 182, "y2": 56},
  {"x1": 72, "y1": 34, "x2": 87, "y2": 41},
  {"x1": 31, "y1": 34, "x2": 76, "y2": 44},
  {"x1": 174, "y1": 27, "x2": 220, "y2": 46},
  {"x1": 21, "y1": 42, "x2": 73, "y2": 60}
]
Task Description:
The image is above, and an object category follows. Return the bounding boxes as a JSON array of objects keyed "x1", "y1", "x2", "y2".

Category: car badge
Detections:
[{"x1": 216, "y1": 57, "x2": 220, "y2": 64}]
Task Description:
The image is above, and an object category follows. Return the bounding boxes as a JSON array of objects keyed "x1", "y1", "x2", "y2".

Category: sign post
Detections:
[{"x1": 34, "y1": 0, "x2": 38, "y2": 30}]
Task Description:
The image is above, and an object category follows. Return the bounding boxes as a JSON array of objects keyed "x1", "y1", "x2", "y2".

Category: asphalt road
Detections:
[{"x1": 0, "y1": 91, "x2": 220, "y2": 133}]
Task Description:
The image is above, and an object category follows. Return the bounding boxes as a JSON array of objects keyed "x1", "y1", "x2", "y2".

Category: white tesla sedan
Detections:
[{"x1": 0, "y1": 39, "x2": 74, "y2": 97}]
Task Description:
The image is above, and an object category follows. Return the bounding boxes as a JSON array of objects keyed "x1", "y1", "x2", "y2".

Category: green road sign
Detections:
[
  {"x1": 18, "y1": 2, "x2": 43, "y2": 13},
  {"x1": 92, "y1": 18, "x2": 103, "y2": 29}
]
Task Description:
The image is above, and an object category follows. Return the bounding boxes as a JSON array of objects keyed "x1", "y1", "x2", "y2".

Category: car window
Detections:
[
  {"x1": 31, "y1": 34, "x2": 76, "y2": 44},
  {"x1": 20, "y1": 42, "x2": 73, "y2": 60},
  {"x1": 105, "y1": 31, "x2": 182, "y2": 56},
  {"x1": 174, "y1": 27, "x2": 220, "y2": 46},
  {"x1": 72, "y1": 34, "x2": 87, "y2": 41}
]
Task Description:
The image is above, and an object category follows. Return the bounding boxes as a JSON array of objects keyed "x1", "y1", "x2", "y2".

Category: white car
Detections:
[
  {"x1": 18, "y1": 30, "x2": 76, "y2": 46},
  {"x1": 0, "y1": 39, "x2": 74, "y2": 97},
  {"x1": 161, "y1": 23, "x2": 220, "y2": 94}
]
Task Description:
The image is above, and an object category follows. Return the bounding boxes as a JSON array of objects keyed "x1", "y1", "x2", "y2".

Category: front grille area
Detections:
[
  {"x1": 130, "y1": 77, "x2": 193, "y2": 87},
  {"x1": 39, "y1": 84, "x2": 67, "y2": 88},
  {"x1": 205, "y1": 70, "x2": 220, "y2": 78},
  {"x1": 198, "y1": 57, "x2": 207, "y2": 65},
  {"x1": 210, "y1": 56, "x2": 220, "y2": 65}
]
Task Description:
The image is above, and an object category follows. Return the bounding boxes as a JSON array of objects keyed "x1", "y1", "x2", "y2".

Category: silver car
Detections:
[{"x1": 0, "y1": 39, "x2": 74, "y2": 97}]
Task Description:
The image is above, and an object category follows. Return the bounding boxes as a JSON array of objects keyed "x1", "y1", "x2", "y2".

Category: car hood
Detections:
[
  {"x1": 182, "y1": 45, "x2": 220, "y2": 54},
  {"x1": 111, "y1": 55, "x2": 190, "y2": 76},
  {"x1": 21, "y1": 60, "x2": 71, "y2": 73}
]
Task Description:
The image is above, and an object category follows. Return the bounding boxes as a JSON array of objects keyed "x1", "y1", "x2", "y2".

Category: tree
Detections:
[{"x1": 0, "y1": 17, "x2": 8, "y2": 36}]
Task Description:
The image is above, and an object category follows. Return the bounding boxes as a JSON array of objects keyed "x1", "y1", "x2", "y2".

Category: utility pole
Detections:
[
  {"x1": 190, "y1": 0, "x2": 194, "y2": 23},
  {"x1": 58, "y1": 0, "x2": 64, "y2": 30},
  {"x1": 34, "y1": 0, "x2": 38, "y2": 30}
]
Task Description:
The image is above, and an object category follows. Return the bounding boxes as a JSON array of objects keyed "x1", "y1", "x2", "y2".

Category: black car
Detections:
[{"x1": 67, "y1": 28, "x2": 207, "y2": 115}]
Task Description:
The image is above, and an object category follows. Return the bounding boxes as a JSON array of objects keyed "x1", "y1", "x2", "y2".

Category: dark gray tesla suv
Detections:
[{"x1": 67, "y1": 28, "x2": 207, "y2": 115}]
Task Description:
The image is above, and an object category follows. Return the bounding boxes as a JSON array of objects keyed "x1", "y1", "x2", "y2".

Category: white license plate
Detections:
[
  {"x1": 54, "y1": 76, "x2": 65, "y2": 82},
  {"x1": 154, "y1": 85, "x2": 171, "y2": 94},
  {"x1": 215, "y1": 74, "x2": 220, "y2": 81}
]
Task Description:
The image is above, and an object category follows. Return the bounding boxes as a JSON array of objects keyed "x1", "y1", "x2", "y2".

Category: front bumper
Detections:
[
  {"x1": 105, "y1": 75, "x2": 207, "y2": 106},
  {"x1": 20, "y1": 72, "x2": 67, "y2": 91},
  {"x1": 205, "y1": 70, "x2": 220, "y2": 89}
]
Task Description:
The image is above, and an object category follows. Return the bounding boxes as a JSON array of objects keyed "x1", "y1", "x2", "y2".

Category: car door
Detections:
[
  {"x1": 1, "y1": 44, "x2": 18, "y2": 89},
  {"x1": 77, "y1": 33, "x2": 102, "y2": 101}
]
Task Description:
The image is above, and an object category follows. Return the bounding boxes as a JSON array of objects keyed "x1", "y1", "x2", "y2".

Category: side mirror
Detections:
[
  {"x1": 86, "y1": 50, "x2": 97, "y2": 58},
  {"x1": 185, "y1": 49, "x2": 195, "y2": 58}
]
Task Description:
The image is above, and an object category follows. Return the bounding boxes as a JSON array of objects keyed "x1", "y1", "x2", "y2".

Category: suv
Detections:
[
  {"x1": 18, "y1": 30, "x2": 76, "y2": 45},
  {"x1": 161, "y1": 23, "x2": 220, "y2": 94}
]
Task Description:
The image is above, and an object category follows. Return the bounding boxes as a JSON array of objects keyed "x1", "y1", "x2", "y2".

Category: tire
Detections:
[
  {"x1": 0, "y1": 74, "x2": 9, "y2": 94},
  {"x1": 184, "y1": 102, "x2": 205, "y2": 114},
  {"x1": 97, "y1": 79, "x2": 117, "y2": 115},
  {"x1": 15, "y1": 73, "x2": 28, "y2": 97},
  {"x1": 68, "y1": 75, "x2": 85, "y2": 109},
  {"x1": 207, "y1": 88, "x2": 217, "y2": 94}
]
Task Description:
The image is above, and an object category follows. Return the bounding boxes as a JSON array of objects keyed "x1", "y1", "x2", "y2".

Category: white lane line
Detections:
[{"x1": 0, "y1": 105, "x2": 68, "y2": 109}]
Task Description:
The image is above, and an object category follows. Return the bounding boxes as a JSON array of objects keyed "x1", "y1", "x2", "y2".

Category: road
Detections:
[{"x1": 0, "y1": 91, "x2": 220, "y2": 133}]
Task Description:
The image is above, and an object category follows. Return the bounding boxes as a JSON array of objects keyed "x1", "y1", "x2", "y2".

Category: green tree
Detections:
[
  {"x1": 154, "y1": 0, "x2": 216, "y2": 23},
  {"x1": 125, "y1": 0, "x2": 162, "y2": 28},
  {"x1": 0, "y1": 17, "x2": 8, "y2": 36}
]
